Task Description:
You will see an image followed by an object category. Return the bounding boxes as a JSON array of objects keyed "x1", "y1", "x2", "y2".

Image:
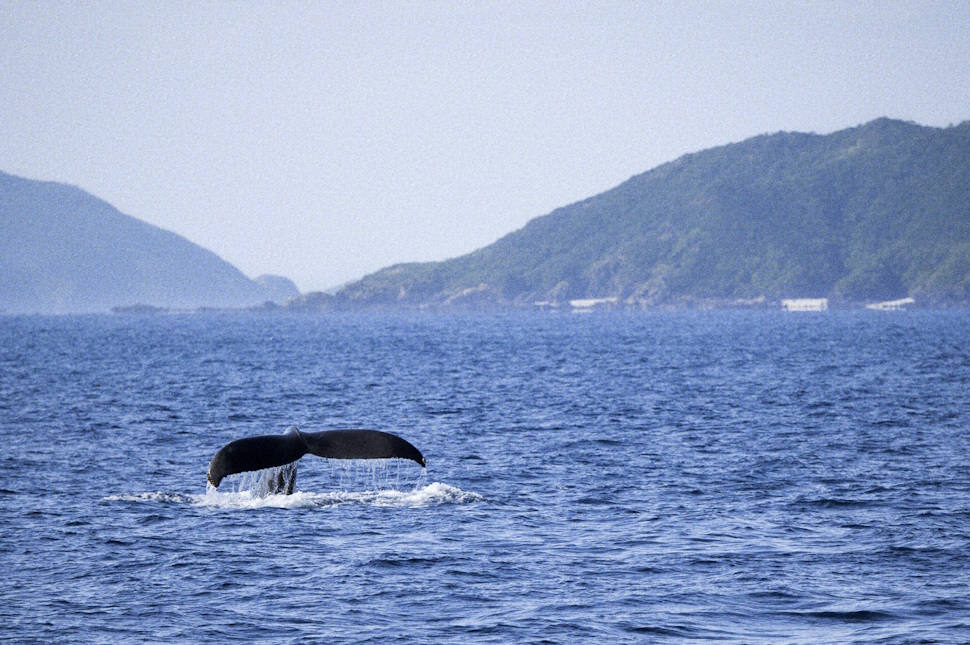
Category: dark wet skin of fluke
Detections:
[{"x1": 207, "y1": 427, "x2": 426, "y2": 489}]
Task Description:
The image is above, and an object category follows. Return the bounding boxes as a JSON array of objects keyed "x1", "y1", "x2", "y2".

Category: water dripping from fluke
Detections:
[{"x1": 105, "y1": 459, "x2": 477, "y2": 510}]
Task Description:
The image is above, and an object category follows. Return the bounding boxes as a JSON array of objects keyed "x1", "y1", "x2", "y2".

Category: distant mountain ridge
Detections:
[
  {"x1": 7, "y1": 118, "x2": 969, "y2": 314},
  {"x1": 330, "y1": 118, "x2": 970, "y2": 310},
  {"x1": 0, "y1": 171, "x2": 298, "y2": 314}
]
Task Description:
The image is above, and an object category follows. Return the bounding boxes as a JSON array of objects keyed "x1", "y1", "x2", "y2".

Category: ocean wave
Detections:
[{"x1": 103, "y1": 492, "x2": 197, "y2": 504}]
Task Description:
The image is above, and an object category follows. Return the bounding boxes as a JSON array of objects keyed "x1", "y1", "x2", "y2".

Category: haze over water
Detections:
[{"x1": 2, "y1": 311, "x2": 969, "y2": 643}]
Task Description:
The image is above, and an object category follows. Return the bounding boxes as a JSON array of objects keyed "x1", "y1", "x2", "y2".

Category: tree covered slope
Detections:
[{"x1": 338, "y1": 118, "x2": 970, "y2": 309}]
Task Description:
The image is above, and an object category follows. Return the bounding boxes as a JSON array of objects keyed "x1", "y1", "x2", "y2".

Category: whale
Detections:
[{"x1": 207, "y1": 426, "x2": 425, "y2": 491}]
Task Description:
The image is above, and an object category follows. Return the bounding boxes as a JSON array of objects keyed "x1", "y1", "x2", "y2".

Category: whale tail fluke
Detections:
[
  {"x1": 207, "y1": 428, "x2": 425, "y2": 490},
  {"x1": 302, "y1": 429, "x2": 426, "y2": 468}
]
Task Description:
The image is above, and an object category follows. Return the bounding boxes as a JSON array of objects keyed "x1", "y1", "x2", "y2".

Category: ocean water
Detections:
[{"x1": 2, "y1": 311, "x2": 969, "y2": 644}]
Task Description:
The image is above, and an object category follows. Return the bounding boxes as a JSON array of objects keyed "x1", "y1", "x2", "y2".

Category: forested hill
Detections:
[
  {"x1": 0, "y1": 171, "x2": 298, "y2": 314},
  {"x1": 335, "y1": 118, "x2": 970, "y2": 310}
]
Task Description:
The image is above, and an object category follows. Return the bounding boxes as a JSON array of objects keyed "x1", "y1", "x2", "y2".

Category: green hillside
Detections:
[{"x1": 335, "y1": 118, "x2": 970, "y2": 310}]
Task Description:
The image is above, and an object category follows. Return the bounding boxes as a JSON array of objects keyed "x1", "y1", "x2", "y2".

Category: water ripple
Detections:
[{"x1": 3, "y1": 311, "x2": 970, "y2": 643}]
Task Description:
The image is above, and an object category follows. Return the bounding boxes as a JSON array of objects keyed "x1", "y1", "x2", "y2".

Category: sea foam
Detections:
[{"x1": 105, "y1": 482, "x2": 480, "y2": 510}]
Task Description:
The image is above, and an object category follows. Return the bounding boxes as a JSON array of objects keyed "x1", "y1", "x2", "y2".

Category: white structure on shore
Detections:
[
  {"x1": 865, "y1": 297, "x2": 915, "y2": 311},
  {"x1": 569, "y1": 297, "x2": 619, "y2": 312},
  {"x1": 782, "y1": 298, "x2": 828, "y2": 312}
]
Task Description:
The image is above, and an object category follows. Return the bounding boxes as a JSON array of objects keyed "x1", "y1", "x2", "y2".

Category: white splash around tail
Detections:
[
  {"x1": 197, "y1": 481, "x2": 479, "y2": 509},
  {"x1": 106, "y1": 458, "x2": 480, "y2": 509},
  {"x1": 106, "y1": 483, "x2": 479, "y2": 509}
]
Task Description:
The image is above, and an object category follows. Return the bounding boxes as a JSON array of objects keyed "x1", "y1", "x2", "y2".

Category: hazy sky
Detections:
[{"x1": 2, "y1": 1, "x2": 969, "y2": 291}]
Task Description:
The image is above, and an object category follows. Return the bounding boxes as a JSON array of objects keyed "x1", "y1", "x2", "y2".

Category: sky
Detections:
[{"x1": 2, "y1": 1, "x2": 969, "y2": 292}]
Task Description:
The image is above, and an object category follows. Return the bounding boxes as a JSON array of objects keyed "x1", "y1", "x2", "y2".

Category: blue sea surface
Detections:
[{"x1": 2, "y1": 311, "x2": 969, "y2": 643}]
